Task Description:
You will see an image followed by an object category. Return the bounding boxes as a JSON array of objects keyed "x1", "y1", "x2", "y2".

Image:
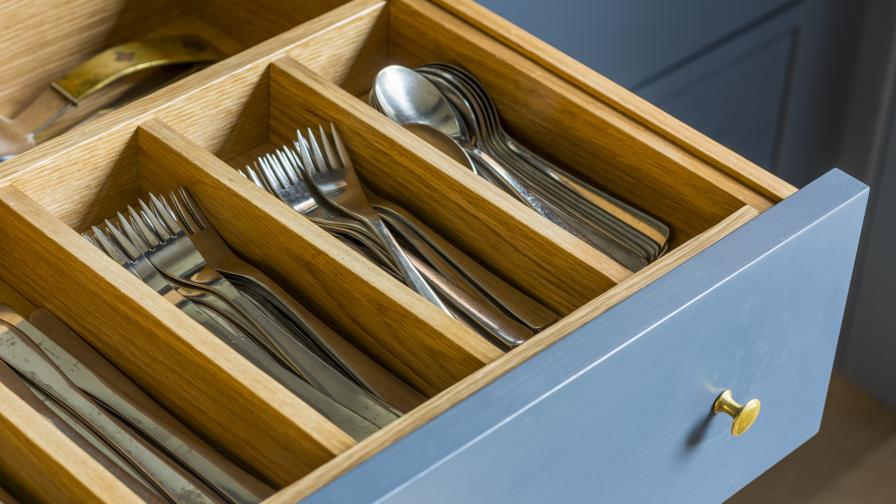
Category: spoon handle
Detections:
[
  {"x1": 407, "y1": 251, "x2": 532, "y2": 348},
  {"x1": 505, "y1": 138, "x2": 670, "y2": 252},
  {"x1": 466, "y1": 147, "x2": 647, "y2": 270}
]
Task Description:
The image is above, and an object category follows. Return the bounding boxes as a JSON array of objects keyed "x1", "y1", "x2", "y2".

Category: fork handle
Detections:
[
  {"x1": 364, "y1": 216, "x2": 452, "y2": 315},
  {"x1": 175, "y1": 268, "x2": 401, "y2": 428},
  {"x1": 408, "y1": 251, "x2": 531, "y2": 348},
  {"x1": 373, "y1": 200, "x2": 559, "y2": 331}
]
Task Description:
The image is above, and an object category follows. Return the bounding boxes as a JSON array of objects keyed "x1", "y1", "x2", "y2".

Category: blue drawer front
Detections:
[{"x1": 304, "y1": 169, "x2": 867, "y2": 504}]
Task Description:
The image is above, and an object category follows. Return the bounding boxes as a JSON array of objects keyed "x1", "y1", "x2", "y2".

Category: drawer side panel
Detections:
[{"x1": 305, "y1": 168, "x2": 868, "y2": 503}]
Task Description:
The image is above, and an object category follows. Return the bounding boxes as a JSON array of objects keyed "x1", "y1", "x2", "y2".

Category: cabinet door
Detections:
[
  {"x1": 478, "y1": 0, "x2": 866, "y2": 186},
  {"x1": 475, "y1": 0, "x2": 790, "y2": 87}
]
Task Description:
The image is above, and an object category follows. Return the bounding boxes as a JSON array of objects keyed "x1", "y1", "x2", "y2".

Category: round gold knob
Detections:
[{"x1": 713, "y1": 389, "x2": 760, "y2": 436}]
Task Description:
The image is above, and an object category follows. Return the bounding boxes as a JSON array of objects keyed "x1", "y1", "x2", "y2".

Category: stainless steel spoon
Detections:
[{"x1": 372, "y1": 65, "x2": 649, "y2": 271}]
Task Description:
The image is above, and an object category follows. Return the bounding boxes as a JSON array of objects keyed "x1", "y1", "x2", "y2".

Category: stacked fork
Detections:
[
  {"x1": 244, "y1": 123, "x2": 560, "y2": 350},
  {"x1": 83, "y1": 188, "x2": 425, "y2": 441}
]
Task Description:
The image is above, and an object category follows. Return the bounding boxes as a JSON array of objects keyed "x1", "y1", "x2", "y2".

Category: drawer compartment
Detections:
[
  {"x1": 0, "y1": 0, "x2": 349, "y2": 120},
  {"x1": 288, "y1": 0, "x2": 777, "y2": 247},
  {"x1": 0, "y1": 0, "x2": 870, "y2": 502}
]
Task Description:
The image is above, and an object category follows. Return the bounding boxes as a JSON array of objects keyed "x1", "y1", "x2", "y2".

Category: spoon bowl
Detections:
[{"x1": 373, "y1": 65, "x2": 468, "y2": 143}]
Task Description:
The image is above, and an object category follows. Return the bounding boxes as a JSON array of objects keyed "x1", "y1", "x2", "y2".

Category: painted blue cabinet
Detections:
[
  {"x1": 304, "y1": 171, "x2": 866, "y2": 503},
  {"x1": 477, "y1": 0, "x2": 866, "y2": 186}
]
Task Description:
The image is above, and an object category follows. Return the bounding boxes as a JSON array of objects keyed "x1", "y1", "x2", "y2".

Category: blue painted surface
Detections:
[
  {"x1": 476, "y1": 0, "x2": 792, "y2": 88},
  {"x1": 303, "y1": 169, "x2": 868, "y2": 503},
  {"x1": 636, "y1": 8, "x2": 799, "y2": 170}
]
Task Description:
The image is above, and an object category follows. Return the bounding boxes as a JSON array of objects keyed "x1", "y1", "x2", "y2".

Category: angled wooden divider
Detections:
[
  {"x1": 137, "y1": 119, "x2": 498, "y2": 395},
  {"x1": 268, "y1": 57, "x2": 629, "y2": 314},
  {"x1": 429, "y1": 0, "x2": 797, "y2": 203},
  {"x1": 0, "y1": 184, "x2": 353, "y2": 485},
  {"x1": 0, "y1": 0, "x2": 790, "y2": 500}
]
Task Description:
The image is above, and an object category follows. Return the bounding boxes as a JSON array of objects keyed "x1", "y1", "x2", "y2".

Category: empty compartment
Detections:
[{"x1": 286, "y1": 0, "x2": 768, "y2": 252}]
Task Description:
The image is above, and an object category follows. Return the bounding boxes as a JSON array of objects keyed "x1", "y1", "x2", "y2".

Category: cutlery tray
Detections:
[{"x1": 0, "y1": 1, "x2": 868, "y2": 503}]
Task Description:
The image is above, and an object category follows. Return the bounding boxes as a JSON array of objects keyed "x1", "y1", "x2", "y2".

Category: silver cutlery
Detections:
[
  {"x1": 297, "y1": 125, "x2": 450, "y2": 313},
  {"x1": 421, "y1": 64, "x2": 667, "y2": 264},
  {"x1": 370, "y1": 63, "x2": 672, "y2": 271},
  {"x1": 0, "y1": 315, "x2": 224, "y2": 504},
  {"x1": 163, "y1": 188, "x2": 418, "y2": 415},
  {"x1": 26, "y1": 307, "x2": 274, "y2": 504},
  {"x1": 371, "y1": 66, "x2": 622, "y2": 261},
  {"x1": 0, "y1": 356, "x2": 163, "y2": 502},
  {"x1": 245, "y1": 126, "x2": 556, "y2": 348},
  {"x1": 83, "y1": 195, "x2": 398, "y2": 440}
]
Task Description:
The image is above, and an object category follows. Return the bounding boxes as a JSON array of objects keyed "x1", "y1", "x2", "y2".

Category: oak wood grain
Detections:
[
  {"x1": 270, "y1": 57, "x2": 629, "y2": 313},
  {"x1": 388, "y1": 0, "x2": 762, "y2": 246},
  {"x1": 0, "y1": 185, "x2": 354, "y2": 485},
  {"x1": 428, "y1": 0, "x2": 797, "y2": 204},
  {"x1": 0, "y1": 483, "x2": 19, "y2": 504},
  {"x1": 0, "y1": 0, "x2": 351, "y2": 119},
  {"x1": 0, "y1": 361, "x2": 142, "y2": 504},
  {"x1": 0, "y1": 0, "x2": 386, "y2": 186},
  {"x1": 138, "y1": 118, "x2": 498, "y2": 395},
  {"x1": 0, "y1": 0, "x2": 803, "y2": 496},
  {"x1": 0, "y1": 279, "x2": 34, "y2": 317}
]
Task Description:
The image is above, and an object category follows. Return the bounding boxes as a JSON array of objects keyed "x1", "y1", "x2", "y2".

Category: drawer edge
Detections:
[
  {"x1": 295, "y1": 168, "x2": 868, "y2": 503},
  {"x1": 430, "y1": 0, "x2": 798, "y2": 203}
]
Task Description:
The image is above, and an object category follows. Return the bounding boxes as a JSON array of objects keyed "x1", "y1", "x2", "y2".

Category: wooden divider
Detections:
[
  {"x1": 428, "y1": 0, "x2": 796, "y2": 204},
  {"x1": 0, "y1": 279, "x2": 35, "y2": 316},
  {"x1": 0, "y1": 185, "x2": 353, "y2": 485},
  {"x1": 137, "y1": 119, "x2": 499, "y2": 395},
  {"x1": 263, "y1": 205, "x2": 761, "y2": 503},
  {"x1": 388, "y1": 0, "x2": 765, "y2": 243},
  {"x1": 0, "y1": 367, "x2": 141, "y2": 503},
  {"x1": 269, "y1": 57, "x2": 630, "y2": 314}
]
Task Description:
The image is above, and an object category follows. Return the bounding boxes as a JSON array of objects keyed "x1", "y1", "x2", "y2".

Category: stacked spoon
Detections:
[{"x1": 370, "y1": 64, "x2": 670, "y2": 271}]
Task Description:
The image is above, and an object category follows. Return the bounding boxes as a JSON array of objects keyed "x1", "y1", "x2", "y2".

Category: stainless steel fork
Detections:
[
  {"x1": 249, "y1": 151, "x2": 398, "y2": 272},
  {"x1": 125, "y1": 196, "x2": 309, "y2": 375},
  {"x1": 88, "y1": 222, "x2": 245, "y2": 349},
  {"x1": 87, "y1": 204, "x2": 385, "y2": 439},
  {"x1": 253, "y1": 140, "x2": 536, "y2": 348},
  {"x1": 164, "y1": 188, "x2": 407, "y2": 420},
  {"x1": 297, "y1": 124, "x2": 450, "y2": 313}
]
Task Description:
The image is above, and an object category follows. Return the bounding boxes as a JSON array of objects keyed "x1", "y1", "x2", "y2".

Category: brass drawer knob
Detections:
[{"x1": 713, "y1": 389, "x2": 761, "y2": 436}]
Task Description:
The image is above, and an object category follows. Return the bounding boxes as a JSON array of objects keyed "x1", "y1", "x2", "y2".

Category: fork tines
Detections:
[{"x1": 82, "y1": 188, "x2": 207, "y2": 261}]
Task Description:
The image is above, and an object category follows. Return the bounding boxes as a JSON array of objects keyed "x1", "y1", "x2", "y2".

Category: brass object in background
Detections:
[
  {"x1": 52, "y1": 35, "x2": 223, "y2": 103},
  {"x1": 0, "y1": 35, "x2": 223, "y2": 161},
  {"x1": 714, "y1": 389, "x2": 761, "y2": 436}
]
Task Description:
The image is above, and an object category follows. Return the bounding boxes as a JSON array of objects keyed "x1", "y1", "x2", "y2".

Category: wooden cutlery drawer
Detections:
[{"x1": 0, "y1": 0, "x2": 868, "y2": 503}]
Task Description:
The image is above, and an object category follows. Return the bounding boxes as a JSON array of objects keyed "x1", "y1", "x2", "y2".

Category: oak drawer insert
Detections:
[{"x1": 0, "y1": 1, "x2": 867, "y2": 503}]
